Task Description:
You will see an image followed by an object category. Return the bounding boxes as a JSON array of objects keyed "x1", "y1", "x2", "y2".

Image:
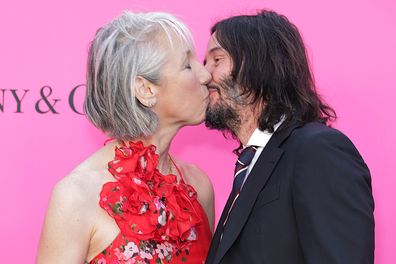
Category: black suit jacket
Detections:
[{"x1": 206, "y1": 122, "x2": 374, "y2": 264}]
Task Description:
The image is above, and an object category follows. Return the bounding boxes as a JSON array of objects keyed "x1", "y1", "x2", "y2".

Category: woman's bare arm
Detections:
[{"x1": 37, "y1": 175, "x2": 92, "y2": 263}]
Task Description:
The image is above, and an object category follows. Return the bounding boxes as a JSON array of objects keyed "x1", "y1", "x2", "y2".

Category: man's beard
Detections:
[{"x1": 205, "y1": 77, "x2": 242, "y2": 135}]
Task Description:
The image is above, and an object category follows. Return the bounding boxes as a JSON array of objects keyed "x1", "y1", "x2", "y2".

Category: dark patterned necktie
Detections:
[
  {"x1": 232, "y1": 145, "x2": 258, "y2": 197},
  {"x1": 222, "y1": 145, "x2": 258, "y2": 229}
]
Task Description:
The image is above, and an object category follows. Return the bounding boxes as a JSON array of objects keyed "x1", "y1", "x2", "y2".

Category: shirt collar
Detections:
[{"x1": 246, "y1": 119, "x2": 284, "y2": 148}]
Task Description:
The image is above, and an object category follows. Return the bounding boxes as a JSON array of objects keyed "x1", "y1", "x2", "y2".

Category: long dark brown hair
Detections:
[{"x1": 211, "y1": 10, "x2": 336, "y2": 133}]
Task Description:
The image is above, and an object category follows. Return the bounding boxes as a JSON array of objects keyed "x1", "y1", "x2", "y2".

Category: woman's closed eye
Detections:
[{"x1": 185, "y1": 63, "x2": 192, "y2": 70}]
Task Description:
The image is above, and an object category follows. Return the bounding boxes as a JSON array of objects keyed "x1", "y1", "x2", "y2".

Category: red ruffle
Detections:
[{"x1": 99, "y1": 141, "x2": 201, "y2": 249}]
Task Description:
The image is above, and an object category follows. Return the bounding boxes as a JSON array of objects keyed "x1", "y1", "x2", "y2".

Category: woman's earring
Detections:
[
  {"x1": 141, "y1": 99, "x2": 155, "y2": 108},
  {"x1": 147, "y1": 101, "x2": 154, "y2": 107}
]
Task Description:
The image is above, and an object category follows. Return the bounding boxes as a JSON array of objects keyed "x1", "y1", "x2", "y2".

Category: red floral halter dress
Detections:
[{"x1": 89, "y1": 141, "x2": 212, "y2": 264}]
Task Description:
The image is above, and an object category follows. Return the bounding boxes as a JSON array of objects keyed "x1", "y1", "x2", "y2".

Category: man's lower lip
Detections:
[{"x1": 209, "y1": 90, "x2": 217, "y2": 96}]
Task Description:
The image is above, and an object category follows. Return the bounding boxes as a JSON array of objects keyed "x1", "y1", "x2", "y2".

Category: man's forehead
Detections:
[
  {"x1": 204, "y1": 33, "x2": 227, "y2": 64},
  {"x1": 207, "y1": 33, "x2": 222, "y2": 51}
]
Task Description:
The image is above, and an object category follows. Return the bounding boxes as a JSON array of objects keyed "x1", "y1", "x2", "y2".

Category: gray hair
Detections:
[{"x1": 84, "y1": 11, "x2": 194, "y2": 140}]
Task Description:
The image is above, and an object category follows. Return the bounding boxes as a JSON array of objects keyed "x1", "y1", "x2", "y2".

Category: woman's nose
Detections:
[{"x1": 200, "y1": 64, "x2": 212, "y2": 85}]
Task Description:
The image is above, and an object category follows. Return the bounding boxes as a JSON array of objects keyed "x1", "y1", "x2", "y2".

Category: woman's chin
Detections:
[
  {"x1": 187, "y1": 119, "x2": 204, "y2": 127},
  {"x1": 184, "y1": 114, "x2": 205, "y2": 127}
]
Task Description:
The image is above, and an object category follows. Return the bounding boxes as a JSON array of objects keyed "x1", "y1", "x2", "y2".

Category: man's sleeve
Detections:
[{"x1": 292, "y1": 129, "x2": 374, "y2": 264}]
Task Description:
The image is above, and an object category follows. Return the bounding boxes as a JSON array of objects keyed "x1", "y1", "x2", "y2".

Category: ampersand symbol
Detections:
[{"x1": 35, "y1": 86, "x2": 61, "y2": 114}]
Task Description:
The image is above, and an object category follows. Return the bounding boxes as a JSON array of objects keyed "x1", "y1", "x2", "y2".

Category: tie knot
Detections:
[{"x1": 236, "y1": 146, "x2": 257, "y2": 167}]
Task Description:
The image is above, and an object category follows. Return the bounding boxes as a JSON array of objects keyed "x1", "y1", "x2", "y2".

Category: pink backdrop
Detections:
[{"x1": 0, "y1": 0, "x2": 395, "y2": 262}]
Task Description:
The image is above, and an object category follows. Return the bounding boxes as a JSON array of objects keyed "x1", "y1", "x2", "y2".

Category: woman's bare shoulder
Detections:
[
  {"x1": 173, "y1": 158, "x2": 214, "y2": 202},
  {"x1": 53, "y1": 145, "x2": 115, "y2": 209},
  {"x1": 173, "y1": 158, "x2": 210, "y2": 186},
  {"x1": 37, "y1": 148, "x2": 114, "y2": 263},
  {"x1": 173, "y1": 157, "x2": 215, "y2": 231}
]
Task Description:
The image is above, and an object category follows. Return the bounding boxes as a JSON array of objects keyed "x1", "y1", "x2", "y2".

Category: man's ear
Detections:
[{"x1": 134, "y1": 76, "x2": 158, "y2": 108}]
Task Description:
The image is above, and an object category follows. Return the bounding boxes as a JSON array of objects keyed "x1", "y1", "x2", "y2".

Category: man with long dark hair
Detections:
[{"x1": 204, "y1": 10, "x2": 374, "y2": 264}]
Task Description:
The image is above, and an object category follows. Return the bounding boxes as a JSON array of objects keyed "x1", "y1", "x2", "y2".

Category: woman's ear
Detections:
[{"x1": 134, "y1": 76, "x2": 158, "y2": 108}]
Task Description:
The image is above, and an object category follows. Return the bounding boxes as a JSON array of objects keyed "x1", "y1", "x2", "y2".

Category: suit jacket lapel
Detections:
[
  {"x1": 212, "y1": 123, "x2": 301, "y2": 264},
  {"x1": 206, "y1": 190, "x2": 235, "y2": 264}
]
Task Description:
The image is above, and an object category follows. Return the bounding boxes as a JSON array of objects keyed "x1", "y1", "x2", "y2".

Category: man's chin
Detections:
[
  {"x1": 204, "y1": 121, "x2": 218, "y2": 130},
  {"x1": 205, "y1": 105, "x2": 241, "y2": 137},
  {"x1": 204, "y1": 119, "x2": 228, "y2": 131}
]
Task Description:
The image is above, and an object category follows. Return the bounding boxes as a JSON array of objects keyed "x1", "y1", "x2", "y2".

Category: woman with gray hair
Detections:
[{"x1": 37, "y1": 11, "x2": 213, "y2": 264}]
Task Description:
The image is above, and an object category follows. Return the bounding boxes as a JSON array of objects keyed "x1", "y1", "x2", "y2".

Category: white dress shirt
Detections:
[{"x1": 241, "y1": 121, "x2": 283, "y2": 189}]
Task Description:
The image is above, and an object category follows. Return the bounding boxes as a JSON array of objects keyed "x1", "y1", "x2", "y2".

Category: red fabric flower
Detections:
[
  {"x1": 100, "y1": 141, "x2": 202, "y2": 249},
  {"x1": 108, "y1": 141, "x2": 158, "y2": 182}
]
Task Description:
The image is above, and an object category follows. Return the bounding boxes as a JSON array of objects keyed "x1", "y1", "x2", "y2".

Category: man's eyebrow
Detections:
[
  {"x1": 203, "y1": 46, "x2": 223, "y2": 65},
  {"x1": 207, "y1": 46, "x2": 223, "y2": 54}
]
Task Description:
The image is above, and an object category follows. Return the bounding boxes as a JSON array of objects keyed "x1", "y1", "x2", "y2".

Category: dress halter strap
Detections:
[
  {"x1": 169, "y1": 155, "x2": 184, "y2": 184},
  {"x1": 104, "y1": 138, "x2": 116, "y2": 145}
]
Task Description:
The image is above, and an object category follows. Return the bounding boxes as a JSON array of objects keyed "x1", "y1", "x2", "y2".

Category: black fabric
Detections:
[{"x1": 206, "y1": 122, "x2": 374, "y2": 264}]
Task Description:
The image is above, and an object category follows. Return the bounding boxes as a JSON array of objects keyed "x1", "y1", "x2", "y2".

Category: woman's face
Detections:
[{"x1": 154, "y1": 37, "x2": 211, "y2": 128}]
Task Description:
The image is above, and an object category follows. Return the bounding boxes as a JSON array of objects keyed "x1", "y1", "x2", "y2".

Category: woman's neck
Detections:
[{"x1": 120, "y1": 123, "x2": 181, "y2": 176}]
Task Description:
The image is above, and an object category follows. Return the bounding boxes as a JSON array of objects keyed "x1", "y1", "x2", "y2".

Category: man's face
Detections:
[{"x1": 204, "y1": 33, "x2": 242, "y2": 134}]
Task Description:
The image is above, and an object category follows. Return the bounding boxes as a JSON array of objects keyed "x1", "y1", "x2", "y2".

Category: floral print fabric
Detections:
[{"x1": 89, "y1": 141, "x2": 211, "y2": 264}]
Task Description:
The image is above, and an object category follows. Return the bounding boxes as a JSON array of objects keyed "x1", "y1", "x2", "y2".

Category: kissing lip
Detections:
[{"x1": 207, "y1": 84, "x2": 220, "y2": 93}]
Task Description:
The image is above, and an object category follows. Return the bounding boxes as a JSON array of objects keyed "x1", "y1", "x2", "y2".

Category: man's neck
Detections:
[{"x1": 235, "y1": 108, "x2": 260, "y2": 146}]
